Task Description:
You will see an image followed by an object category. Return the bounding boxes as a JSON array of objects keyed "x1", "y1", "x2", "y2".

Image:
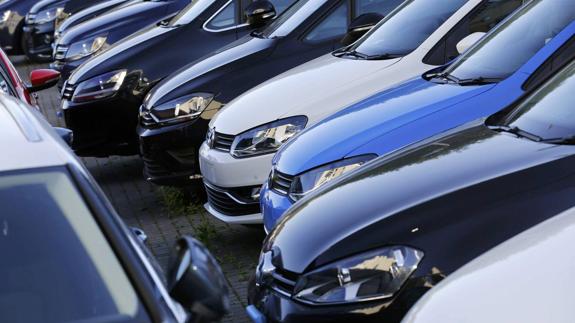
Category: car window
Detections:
[
  {"x1": 268, "y1": 0, "x2": 293, "y2": 16},
  {"x1": 205, "y1": 0, "x2": 237, "y2": 30},
  {"x1": 502, "y1": 60, "x2": 575, "y2": 141},
  {"x1": 424, "y1": 0, "x2": 525, "y2": 65},
  {"x1": 350, "y1": 0, "x2": 468, "y2": 58},
  {"x1": 170, "y1": 0, "x2": 215, "y2": 26},
  {"x1": 0, "y1": 169, "x2": 151, "y2": 323},
  {"x1": 262, "y1": 0, "x2": 325, "y2": 38},
  {"x1": 444, "y1": 0, "x2": 575, "y2": 81},
  {"x1": 304, "y1": 1, "x2": 348, "y2": 42},
  {"x1": 523, "y1": 36, "x2": 575, "y2": 92},
  {"x1": 354, "y1": 0, "x2": 403, "y2": 17}
]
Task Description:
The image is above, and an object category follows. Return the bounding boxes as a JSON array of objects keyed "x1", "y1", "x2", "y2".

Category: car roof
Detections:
[{"x1": 0, "y1": 94, "x2": 71, "y2": 173}]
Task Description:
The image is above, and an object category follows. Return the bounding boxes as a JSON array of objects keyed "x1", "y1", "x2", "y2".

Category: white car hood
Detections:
[{"x1": 211, "y1": 52, "x2": 407, "y2": 134}]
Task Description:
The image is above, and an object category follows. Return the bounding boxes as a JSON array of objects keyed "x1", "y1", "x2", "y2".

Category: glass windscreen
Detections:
[
  {"x1": 444, "y1": 0, "x2": 575, "y2": 81},
  {"x1": 350, "y1": 0, "x2": 468, "y2": 57},
  {"x1": 262, "y1": 0, "x2": 325, "y2": 38},
  {"x1": 170, "y1": 0, "x2": 214, "y2": 26},
  {"x1": 500, "y1": 60, "x2": 575, "y2": 142},
  {"x1": 0, "y1": 168, "x2": 150, "y2": 323}
]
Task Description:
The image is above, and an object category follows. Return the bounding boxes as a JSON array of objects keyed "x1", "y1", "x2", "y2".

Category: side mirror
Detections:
[
  {"x1": 245, "y1": 0, "x2": 276, "y2": 27},
  {"x1": 456, "y1": 32, "x2": 486, "y2": 55},
  {"x1": 341, "y1": 13, "x2": 384, "y2": 46},
  {"x1": 28, "y1": 69, "x2": 60, "y2": 92},
  {"x1": 167, "y1": 236, "x2": 230, "y2": 322},
  {"x1": 53, "y1": 127, "x2": 73, "y2": 146}
]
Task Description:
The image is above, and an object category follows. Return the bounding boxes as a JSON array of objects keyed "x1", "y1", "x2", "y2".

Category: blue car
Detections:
[{"x1": 261, "y1": 0, "x2": 575, "y2": 231}]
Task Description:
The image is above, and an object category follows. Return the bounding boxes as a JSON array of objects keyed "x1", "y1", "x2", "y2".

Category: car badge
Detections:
[{"x1": 255, "y1": 250, "x2": 275, "y2": 286}]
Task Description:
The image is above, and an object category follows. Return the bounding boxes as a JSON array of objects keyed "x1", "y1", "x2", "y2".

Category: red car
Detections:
[{"x1": 0, "y1": 48, "x2": 60, "y2": 107}]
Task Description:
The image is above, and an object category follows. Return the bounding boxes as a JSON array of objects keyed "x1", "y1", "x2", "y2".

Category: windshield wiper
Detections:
[
  {"x1": 364, "y1": 53, "x2": 403, "y2": 60},
  {"x1": 488, "y1": 125, "x2": 544, "y2": 142},
  {"x1": 251, "y1": 30, "x2": 265, "y2": 38},
  {"x1": 333, "y1": 48, "x2": 369, "y2": 59},
  {"x1": 538, "y1": 135, "x2": 575, "y2": 145},
  {"x1": 456, "y1": 77, "x2": 503, "y2": 86},
  {"x1": 426, "y1": 71, "x2": 461, "y2": 83}
]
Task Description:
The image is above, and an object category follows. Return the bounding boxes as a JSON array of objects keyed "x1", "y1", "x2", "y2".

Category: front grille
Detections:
[
  {"x1": 139, "y1": 105, "x2": 157, "y2": 127},
  {"x1": 53, "y1": 44, "x2": 68, "y2": 60},
  {"x1": 270, "y1": 268, "x2": 298, "y2": 296},
  {"x1": 61, "y1": 82, "x2": 75, "y2": 100},
  {"x1": 270, "y1": 169, "x2": 294, "y2": 195},
  {"x1": 25, "y1": 14, "x2": 36, "y2": 24},
  {"x1": 213, "y1": 132, "x2": 235, "y2": 152},
  {"x1": 204, "y1": 182, "x2": 260, "y2": 216}
]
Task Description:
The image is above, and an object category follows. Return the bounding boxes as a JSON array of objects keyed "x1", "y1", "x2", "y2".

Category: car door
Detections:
[{"x1": 301, "y1": 0, "x2": 403, "y2": 50}]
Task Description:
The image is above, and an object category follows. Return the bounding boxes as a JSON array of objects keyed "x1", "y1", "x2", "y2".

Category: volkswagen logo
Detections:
[
  {"x1": 206, "y1": 127, "x2": 216, "y2": 148},
  {"x1": 255, "y1": 250, "x2": 275, "y2": 287}
]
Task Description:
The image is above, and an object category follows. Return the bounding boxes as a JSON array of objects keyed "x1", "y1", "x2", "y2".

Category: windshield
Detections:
[
  {"x1": 262, "y1": 0, "x2": 324, "y2": 38},
  {"x1": 351, "y1": 0, "x2": 467, "y2": 57},
  {"x1": 169, "y1": 0, "x2": 213, "y2": 26},
  {"x1": 444, "y1": 0, "x2": 575, "y2": 81},
  {"x1": 0, "y1": 168, "x2": 150, "y2": 323},
  {"x1": 498, "y1": 60, "x2": 575, "y2": 142}
]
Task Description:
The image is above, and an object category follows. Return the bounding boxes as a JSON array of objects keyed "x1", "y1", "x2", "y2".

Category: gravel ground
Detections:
[{"x1": 13, "y1": 55, "x2": 264, "y2": 323}]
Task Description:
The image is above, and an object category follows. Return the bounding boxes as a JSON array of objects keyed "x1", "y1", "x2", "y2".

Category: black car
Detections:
[
  {"x1": 247, "y1": 53, "x2": 575, "y2": 322},
  {"x1": 22, "y1": 0, "x2": 115, "y2": 62},
  {"x1": 53, "y1": 0, "x2": 135, "y2": 42},
  {"x1": 0, "y1": 0, "x2": 37, "y2": 55},
  {"x1": 138, "y1": 0, "x2": 403, "y2": 185},
  {"x1": 0, "y1": 94, "x2": 229, "y2": 323},
  {"x1": 53, "y1": 0, "x2": 190, "y2": 88}
]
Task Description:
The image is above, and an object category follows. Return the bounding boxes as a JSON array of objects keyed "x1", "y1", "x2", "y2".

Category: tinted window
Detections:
[
  {"x1": 424, "y1": 0, "x2": 524, "y2": 65},
  {"x1": 351, "y1": 0, "x2": 467, "y2": 57},
  {"x1": 502, "y1": 61, "x2": 575, "y2": 141},
  {"x1": 0, "y1": 169, "x2": 150, "y2": 323},
  {"x1": 206, "y1": 1, "x2": 236, "y2": 29},
  {"x1": 170, "y1": 0, "x2": 215, "y2": 26},
  {"x1": 262, "y1": 0, "x2": 325, "y2": 38},
  {"x1": 445, "y1": 0, "x2": 575, "y2": 80},
  {"x1": 304, "y1": 1, "x2": 348, "y2": 42},
  {"x1": 354, "y1": 0, "x2": 403, "y2": 17},
  {"x1": 268, "y1": 0, "x2": 293, "y2": 15}
]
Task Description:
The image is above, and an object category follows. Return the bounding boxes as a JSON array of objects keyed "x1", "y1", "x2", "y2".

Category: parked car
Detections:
[
  {"x1": 248, "y1": 56, "x2": 575, "y2": 323},
  {"x1": 0, "y1": 47, "x2": 61, "y2": 106},
  {"x1": 403, "y1": 205, "x2": 575, "y2": 323},
  {"x1": 137, "y1": 0, "x2": 405, "y2": 186},
  {"x1": 53, "y1": 0, "x2": 189, "y2": 86},
  {"x1": 200, "y1": 0, "x2": 525, "y2": 224},
  {"x1": 261, "y1": 0, "x2": 575, "y2": 231},
  {"x1": 0, "y1": 93, "x2": 230, "y2": 323},
  {"x1": 52, "y1": 0, "x2": 135, "y2": 42},
  {"x1": 0, "y1": 0, "x2": 37, "y2": 55},
  {"x1": 22, "y1": 0, "x2": 115, "y2": 62}
]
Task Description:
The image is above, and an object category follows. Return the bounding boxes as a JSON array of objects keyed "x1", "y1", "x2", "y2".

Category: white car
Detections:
[
  {"x1": 402, "y1": 206, "x2": 575, "y2": 323},
  {"x1": 200, "y1": 0, "x2": 526, "y2": 224}
]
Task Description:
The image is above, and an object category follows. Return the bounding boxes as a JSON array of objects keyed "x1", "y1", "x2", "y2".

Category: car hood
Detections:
[
  {"x1": 68, "y1": 22, "x2": 175, "y2": 84},
  {"x1": 58, "y1": 0, "x2": 135, "y2": 33},
  {"x1": 266, "y1": 124, "x2": 575, "y2": 273},
  {"x1": 274, "y1": 79, "x2": 494, "y2": 175},
  {"x1": 145, "y1": 36, "x2": 277, "y2": 108},
  {"x1": 60, "y1": 0, "x2": 169, "y2": 49},
  {"x1": 211, "y1": 53, "x2": 402, "y2": 134},
  {"x1": 30, "y1": 0, "x2": 69, "y2": 13}
]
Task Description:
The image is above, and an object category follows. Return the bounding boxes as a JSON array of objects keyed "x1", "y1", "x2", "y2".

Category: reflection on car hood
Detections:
[
  {"x1": 146, "y1": 36, "x2": 276, "y2": 107},
  {"x1": 267, "y1": 124, "x2": 575, "y2": 273},
  {"x1": 274, "y1": 79, "x2": 493, "y2": 175},
  {"x1": 211, "y1": 53, "x2": 402, "y2": 134}
]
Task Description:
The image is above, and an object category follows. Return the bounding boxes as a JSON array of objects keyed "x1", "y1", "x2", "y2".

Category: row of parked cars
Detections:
[{"x1": 1, "y1": 0, "x2": 575, "y2": 321}]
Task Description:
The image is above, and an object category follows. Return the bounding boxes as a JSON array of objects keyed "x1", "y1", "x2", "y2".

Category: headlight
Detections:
[
  {"x1": 230, "y1": 116, "x2": 307, "y2": 158},
  {"x1": 71, "y1": 70, "x2": 127, "y2": 103},
  {"x1": 288, "y1": 155, "x2": 375, "y2": 201},
  {"x1": 294, "y1": 246, "x2": 423, "y2": 305},
  {"x1": 34, "y1": 7, "x2": 65, "y2": 24},
  {"x1": 65, "y1": 35, "x2": 108, "y2": 61},
  {"x1": 1, "y1": 10, "x2": 11, "y2": 23},
  {"x1": 149, "y1": 93, "x2": 213, "y2": 125}
]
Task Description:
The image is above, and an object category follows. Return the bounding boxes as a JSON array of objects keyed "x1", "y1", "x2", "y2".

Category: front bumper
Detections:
[
  {"x1": 199, "y1": 142, "x2": 274, "y2": 224},
  {"x1": 137, "y1": 117, "x2": 209, "y2": 186},
  {"x1": 261, "y1": 182, "x2": 294, "y2": 232},
  {"x1": 62, "y1": 97, "x2": 140, "y2": 157},
  {"x1": 22, "y1": 22, "x2": 54, "y2": 58}
]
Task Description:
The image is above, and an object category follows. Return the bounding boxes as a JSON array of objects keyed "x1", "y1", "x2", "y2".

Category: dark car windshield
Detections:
[
  {"x1": 350, "y1": 0, "x2": 467, "y2": 58},
  {"x1": 262, "y1": 0, "x2": 325, "y2": 38},
  {"x1": 499, "y1": 60, "x2": 575, "y2": 142},
  {"x1": 0, "y1": 168, "x2": 150, "y2": 323},
  {"x1": 444, "y1": 0, "x2": 575, "y2": 81},
  {"x1": 169, "y1": 0, "x2": 212, "y2": 26}
]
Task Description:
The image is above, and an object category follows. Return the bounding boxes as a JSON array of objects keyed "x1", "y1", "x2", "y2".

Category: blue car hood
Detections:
[{"x1": 274, "y1": 79, "x2": 494, "y2": 175}]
